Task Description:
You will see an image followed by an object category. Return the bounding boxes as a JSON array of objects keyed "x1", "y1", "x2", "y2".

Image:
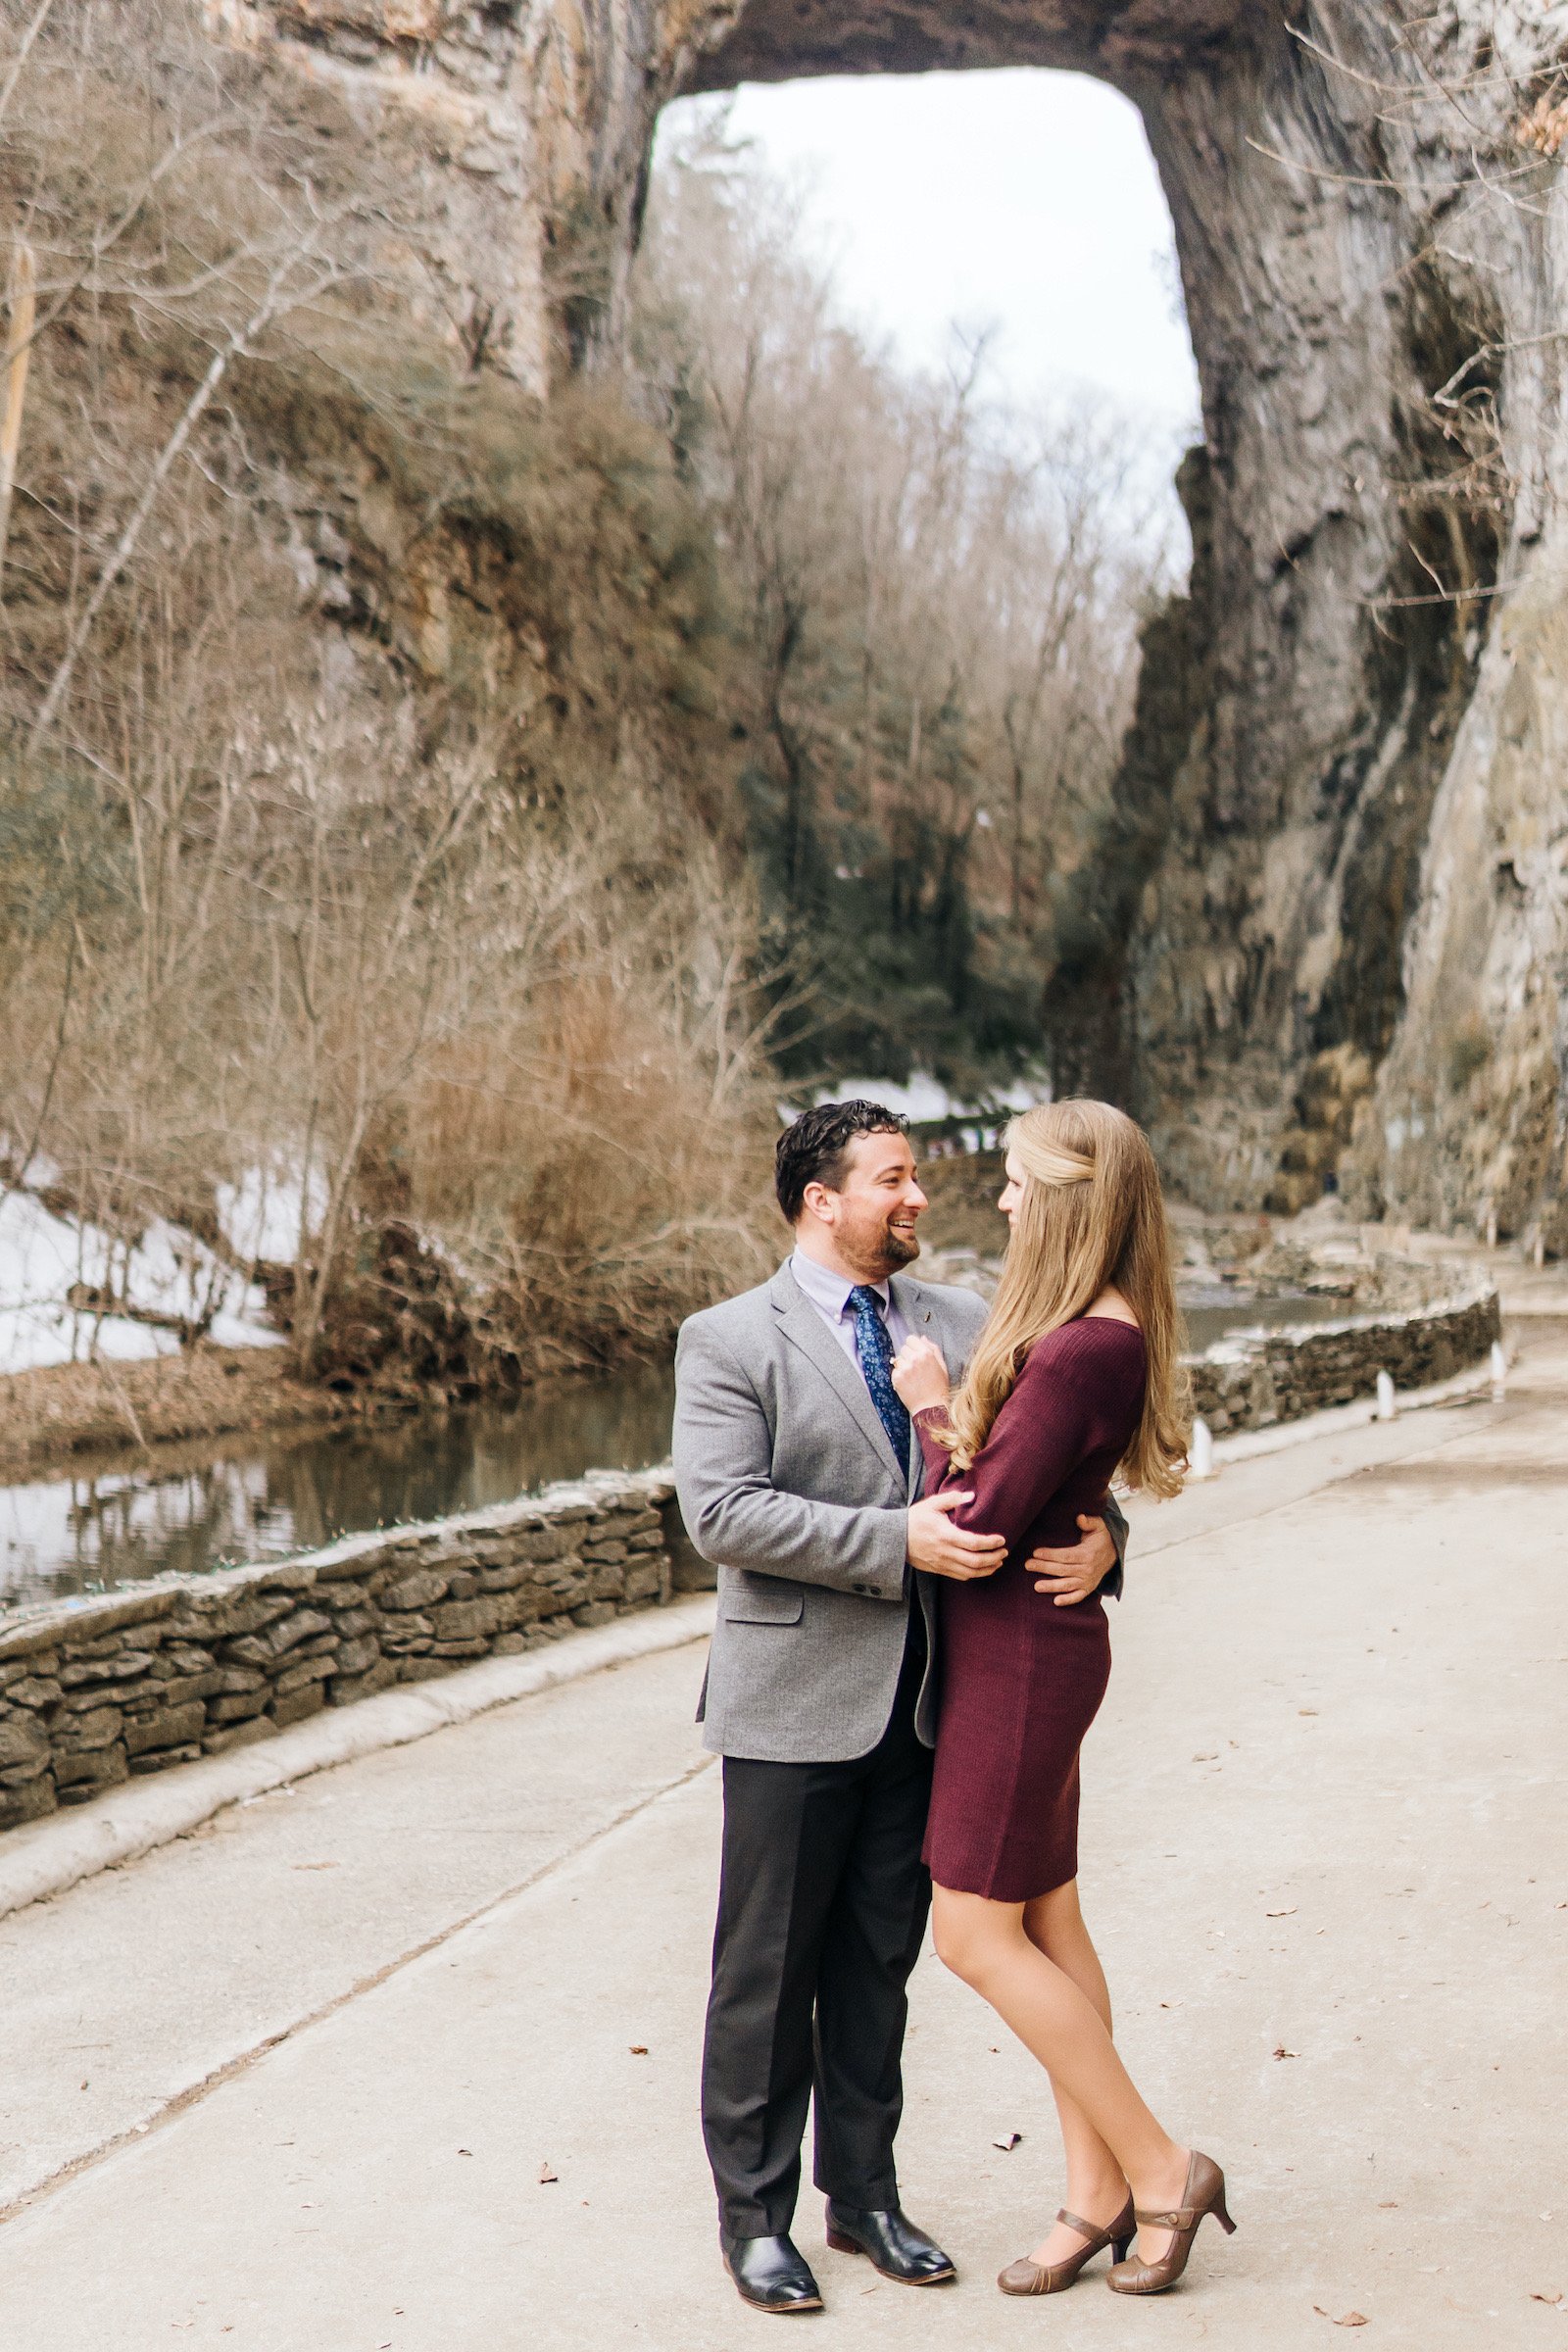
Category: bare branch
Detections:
[
  {"x1": 28, "y1": 242, "x2": 337, "y2": 748},
  {"x1": 0, "y1": 0, "x2": 58, "y2": 131},
  {"x1": 0, "y1": 239, "x2": 35, "y2": 598}
]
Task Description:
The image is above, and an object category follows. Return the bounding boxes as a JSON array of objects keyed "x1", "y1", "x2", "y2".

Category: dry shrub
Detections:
[{"x1": 411, "y1": 964, "x2": 775, "y2": 1367}]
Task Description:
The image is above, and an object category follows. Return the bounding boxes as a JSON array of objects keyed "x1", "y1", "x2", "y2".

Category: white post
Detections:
[
  {"x1": 1491, "y1": 1341, "x2": 1507, "y2": 1401},
  {"x1": 1189, "y1": 1417, "x2": 1216, "y2": 1480},
  {"x1": 1375, "y1": 1370, "x2": 1396, "y2": 1422}
]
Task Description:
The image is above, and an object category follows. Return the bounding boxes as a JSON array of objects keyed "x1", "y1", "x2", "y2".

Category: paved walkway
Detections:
[{"x1": 3, "y1": 1330, "x2": 1566, "y2": 2349}]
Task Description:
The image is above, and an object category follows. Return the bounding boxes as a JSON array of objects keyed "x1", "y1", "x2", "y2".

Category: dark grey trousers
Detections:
[{"x1": 701, "y1": 1631, "x2": 933, "y2": 2238}]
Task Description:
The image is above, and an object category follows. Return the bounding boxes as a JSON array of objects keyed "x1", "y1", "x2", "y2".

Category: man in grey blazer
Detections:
[{"x1": 673, "y1": 1101, "x2": 1123, "y2": 2314}]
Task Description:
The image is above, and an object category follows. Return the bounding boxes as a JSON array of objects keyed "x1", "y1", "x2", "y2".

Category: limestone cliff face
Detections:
[
  {"x1": 218, "y1": 0, "x2": 1568, "y2": 1243},
  {"x1": 1119, "y1": 7, "x2": 1562, "y2": 1250}
]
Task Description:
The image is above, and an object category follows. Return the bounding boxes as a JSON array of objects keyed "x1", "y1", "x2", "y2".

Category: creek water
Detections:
[
  {"x1": 0, "y1": 1365, "x2": 678, "y2": 1615},
  {"x1": 1, "y1": 1294, "x2": 1356, "y2": 1613}
]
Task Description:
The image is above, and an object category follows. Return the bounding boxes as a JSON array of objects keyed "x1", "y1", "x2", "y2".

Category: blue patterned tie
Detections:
[{"x1": 849, "y1": 1284, "x2": 910, "y2": 1470}]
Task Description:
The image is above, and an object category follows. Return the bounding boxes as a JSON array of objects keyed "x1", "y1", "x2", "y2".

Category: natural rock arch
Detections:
[{"x1": 229, "y1": 3, "x2": 1566, "y2": 1242}]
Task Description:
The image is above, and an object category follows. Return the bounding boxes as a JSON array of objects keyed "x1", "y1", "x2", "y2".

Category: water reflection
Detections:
[
  {"x1": 1180, "y1": 1293, "x2": 1355, "y2": 1352},
  {"x1": 0, "y1": 1364, "x2": 677, "y2": 1612}
]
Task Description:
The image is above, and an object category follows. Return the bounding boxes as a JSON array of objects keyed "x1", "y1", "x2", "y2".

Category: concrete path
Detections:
[{"x1": 3, "y1": 1330, "x2": 1566, "y2": 2349}]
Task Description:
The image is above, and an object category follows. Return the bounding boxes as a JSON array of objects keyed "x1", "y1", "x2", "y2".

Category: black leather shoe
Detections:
[
  {"x1": 720, "y1": 2231, "x2": 825, "y2": 2314},
  {"x1": 824, "y1": 2201, "x2": 957, "y2": 2285}
]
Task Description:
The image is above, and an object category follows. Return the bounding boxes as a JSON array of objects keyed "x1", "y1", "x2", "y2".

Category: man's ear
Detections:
[{"x1": 800, "y1": 1181, "x2": 836, "y2": 1225}]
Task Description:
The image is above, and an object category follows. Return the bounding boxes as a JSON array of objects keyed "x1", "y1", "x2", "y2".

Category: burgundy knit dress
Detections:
[{"x1": 916, "y1": 1315, "x2": 1147, "y2": 1902}]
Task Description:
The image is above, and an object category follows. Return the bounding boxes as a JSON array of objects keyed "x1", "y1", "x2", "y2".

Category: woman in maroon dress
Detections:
[{"x1": 891, "y1": 1099, "x2": 1236, "y2": 2300}]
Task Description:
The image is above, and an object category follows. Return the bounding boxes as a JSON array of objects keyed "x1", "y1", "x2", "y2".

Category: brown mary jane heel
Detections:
[
  {"x1": 1105, "y1": 2150, "x2": 1236, "y2": 2295},
  {"x1": 997, "y1": 2197, "x2": 1136, "y2": 2296}
]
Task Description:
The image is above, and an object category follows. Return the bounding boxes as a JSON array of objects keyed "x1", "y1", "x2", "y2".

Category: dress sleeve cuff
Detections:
[{"x1": 912, "y1": 1405, "x2": 956, "y2": 1478}]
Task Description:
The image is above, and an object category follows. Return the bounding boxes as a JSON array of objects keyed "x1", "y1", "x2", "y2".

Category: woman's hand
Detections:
[{"x1": 890, "y1": 1333, "x2": 952, "y2": 1414}]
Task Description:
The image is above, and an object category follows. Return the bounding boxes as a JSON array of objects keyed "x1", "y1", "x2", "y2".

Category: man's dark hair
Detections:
[{"x1": 774, "y1": 1099, "x2": 907, "y2": 1225}]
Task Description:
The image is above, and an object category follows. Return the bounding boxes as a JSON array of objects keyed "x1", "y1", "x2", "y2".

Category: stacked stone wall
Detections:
[
  {"x1": 1188, "y1": 1290, "x2": 1499, "y2": 1435},
  {"x1": 0, "y1": 1471, "x2": 681, "y2": 1835}
]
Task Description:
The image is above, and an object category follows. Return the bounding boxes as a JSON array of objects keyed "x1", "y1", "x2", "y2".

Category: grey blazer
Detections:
[{"x1": 673, "y1": 1261, "x2": 989, "y2": 1762}]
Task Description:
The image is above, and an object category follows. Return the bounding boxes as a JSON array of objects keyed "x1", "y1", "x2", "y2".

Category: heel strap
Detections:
[{"x1": 1133, "y1": 2206, "x2": 1196, "y2": 2230}]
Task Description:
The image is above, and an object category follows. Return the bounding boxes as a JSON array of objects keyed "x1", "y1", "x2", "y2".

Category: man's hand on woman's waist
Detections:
[
  {"x1": 1029, "y1": 1512, "x2": 1117, "y2": 1605},
  {"x1": 906, "y1": 1492, "x2": 1006, "y2": 1583}
]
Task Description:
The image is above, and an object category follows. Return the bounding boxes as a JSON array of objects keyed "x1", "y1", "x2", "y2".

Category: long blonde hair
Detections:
[{"x1": 944, "y1": 1099, "x2": 1190, "y2": 1497}]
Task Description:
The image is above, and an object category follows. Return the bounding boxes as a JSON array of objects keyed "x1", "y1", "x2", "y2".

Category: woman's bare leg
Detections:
[
  {"x1": 933, "y1": 1882, "x2": 1190, "y2": 2263},
  {"x1": 1020, "y1": 1881, "x2": 1130, "y2": 2266}
]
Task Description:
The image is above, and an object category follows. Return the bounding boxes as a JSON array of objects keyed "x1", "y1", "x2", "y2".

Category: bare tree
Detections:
[{"x1": 0, "y1": 238, "x2": 34, "y2": 597}]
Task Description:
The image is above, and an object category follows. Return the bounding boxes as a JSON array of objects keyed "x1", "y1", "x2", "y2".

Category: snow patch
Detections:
[
  {"x1": 216, "y1": 1162, "x2": 327, "y2": 1265},
  {"x1": 781, "y1": 1070, "x2": 1054, "y2": 1130},
  {"x1": 0, "y1": 1187, "x2": 283, "y2": 1376}
]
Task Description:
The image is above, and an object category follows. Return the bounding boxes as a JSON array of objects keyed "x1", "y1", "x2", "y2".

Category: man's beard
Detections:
[
  {"x1": 843, "y1": 1215, "x2": 920, "y2": 1281},
  {"x1": 879, "y1": 1219, "x2": 919, "y2": 1271}
]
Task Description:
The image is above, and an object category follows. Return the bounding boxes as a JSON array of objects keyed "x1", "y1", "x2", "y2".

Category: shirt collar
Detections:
[{"x1": 789, "y1": 1249, "x2": 889, "y2": 1320}]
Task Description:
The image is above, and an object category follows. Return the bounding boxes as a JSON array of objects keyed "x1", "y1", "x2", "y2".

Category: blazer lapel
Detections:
[
  {"x1": 769, "y1": 1264, "x2": 906, "y2": 1485},
  {"x1": 889, "y1": 1274, "x2": 961, "y2": 1369}
]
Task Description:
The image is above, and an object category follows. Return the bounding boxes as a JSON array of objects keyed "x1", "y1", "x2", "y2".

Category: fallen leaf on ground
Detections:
[
  {"x1": 1272, "y1": 2046, "x2": 1299, "y2": 2060},
  {"x1": 1267, "y1": 1906, "x2": 1298, "y2": 1918},
  {"x1": 457, "y1": 2147, "x2": 472, "y2": 2157},
  {"x1": 1299, "y1": 1707, "x2": 1319, "y2": 1717},
  {"x1": 1313, "y1": 2308, "x2": 1368, "y2": 2328},
  {"x1": 1532, "y1": 2292, "x2": 1563, "y2": 2306},
  {"x1": 629, "y1": 2044, "x2": 649, "y2": 2055},
  {"x1": 1376, "y1": 2201, "x2": 1398, "y2": 2209},
  {"x1": 1193, "y1": 1751, "x2": 1219, "y2": 1761},
  {"x1": 539, "y1": 2162, "x2": 558, "y2": 2183},
  {"x1": 993, "y1": 2132, "x2": 1022, "y2": 2151}
]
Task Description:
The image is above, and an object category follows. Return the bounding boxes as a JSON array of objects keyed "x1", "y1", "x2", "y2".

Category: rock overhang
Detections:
[{"x1": 675, "y1": 0, "x2": 1254, "y2": 91}]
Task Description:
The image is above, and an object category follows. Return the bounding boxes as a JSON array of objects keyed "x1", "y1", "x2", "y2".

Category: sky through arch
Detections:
[{"x1": 657, "y1": 70, "x2": 1199, "y2": 441}]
